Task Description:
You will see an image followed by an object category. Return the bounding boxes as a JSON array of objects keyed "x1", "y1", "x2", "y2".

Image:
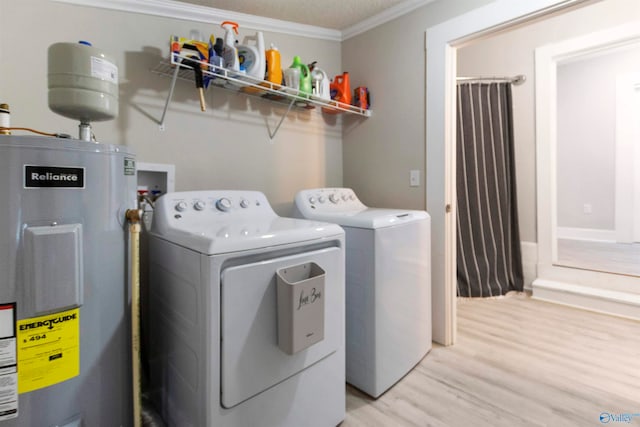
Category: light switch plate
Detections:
[{"x1": 410, "y1": 170, "x2": 420, "y2": 187}]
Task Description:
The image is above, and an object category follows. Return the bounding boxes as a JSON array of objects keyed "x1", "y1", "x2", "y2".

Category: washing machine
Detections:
[
  {"x1": 294, "y1": 187, "x2": 431, "y2": 398},
  {"x1": 146, "y1": 190, "x2": 345, "y2": 427}
]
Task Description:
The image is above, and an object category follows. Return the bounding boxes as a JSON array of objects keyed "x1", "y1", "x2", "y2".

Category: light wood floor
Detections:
[
  {"x1": 342, "y1": 293, "x2": 640, "y2": 426},
  {"x1": 558, "y1": 238, "x2": 640, "y2": 277}
]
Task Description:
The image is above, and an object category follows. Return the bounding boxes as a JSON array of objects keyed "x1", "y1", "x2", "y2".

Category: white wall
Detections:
[
  {"x1": 557, "y1": 46, "x2": 640, "y2": 231},
  {"x1": 0, "y1": 0, "x2": 343, "y2": 216},
  {"x1": 456, "y1": 0, "x2": 640, "y2": 243},
  {"x1": 341, "y1": 0, "x2": 494, "y2": 210}
]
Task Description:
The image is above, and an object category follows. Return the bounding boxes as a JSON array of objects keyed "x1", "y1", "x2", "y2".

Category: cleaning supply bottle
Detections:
[
  {"x1": 309, "y1": 62, "x2": 330, "y2": 100},
  {"x1": 237, "y1": 31, "x2": 265, "y2": 80},
  {"x1": 323, "y1": 72, "x2": 351, "y2": 114},
  {"x1": 330, "y1": 72, "x2": 351, "y2": 105},
  {"x1": 0, "y1": 103, "x2": 10, "y2": 135},
  {"x1": 206, "y1": 35, "x2": 224, "y2": 87},
  {"x1": 264, "y1": 43, "x2": 283, "y2": 87},
  {"x1": 288, "y1": 56, "x2": 311, "y2": 97},
  {"x1": 213, "y1": 37, "x2": 224, "y2": 58},
  {"x1": 220, "y1": 21, "x2": 240, "y2": 72},
  {"x1": 208, "y1": 35, "x2": 224, "y2": 72}
]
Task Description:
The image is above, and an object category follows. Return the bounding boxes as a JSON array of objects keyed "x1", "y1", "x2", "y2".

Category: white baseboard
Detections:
[
  {"x1": 520, "y1": 241, "x2": 537, "y2": 292},
  {"x1": 556, "y1": 227, "x2": 616, "y2": 242},
  {"x1": 532, "y1": 279, "x2": 640, "y2": 320}
]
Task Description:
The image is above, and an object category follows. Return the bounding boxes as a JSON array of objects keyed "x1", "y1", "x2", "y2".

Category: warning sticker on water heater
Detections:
[
  {"x1": 0, "y1": 303, "x2": 18, "y2": 420},
  {"x1": 16, "y1": 308, "x2": 79, "y2": 394}
]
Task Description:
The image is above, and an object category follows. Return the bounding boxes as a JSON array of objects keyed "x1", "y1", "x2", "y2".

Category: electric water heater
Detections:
[{"x1": 0, "y1": 134, "x2": 136, "y2": 426}]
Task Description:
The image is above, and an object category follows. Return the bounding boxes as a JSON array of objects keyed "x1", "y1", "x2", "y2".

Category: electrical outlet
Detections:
[
  {"x1": 583, "y1": 203, "x2": 592, "y2": 214},
  {"x1": 410, "y1": 170, "x2": 420, "y2": 187}
]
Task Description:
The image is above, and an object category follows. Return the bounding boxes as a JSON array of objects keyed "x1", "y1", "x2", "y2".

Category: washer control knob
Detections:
[
  {"x1": 194, "y1": 200, "x2": 206, "y2": 211},
  {"x1": 175, "y1": 201, "x2": 188, "y2": 212},
  {"x1": 318, "y1": 196, "x2": 326, "y2": 204},
  {"x1": 240, "y1": 199, "x2": 250, "y2": 209},
  {"x1": 308, "y1": 197, "x2": 317, "y2": 205},
  {"x1": 329, "y1": 194, "x2": 339, "y2": 204},
  {"x1": 341, "y1": 194, "x2": 348, "y2": 201},
  {"x1": 216, "y1": 198, "x2": 232, "y2": 212},
  {"x1": 349, "y1": 194, "x2": 355, "y2": 201}
]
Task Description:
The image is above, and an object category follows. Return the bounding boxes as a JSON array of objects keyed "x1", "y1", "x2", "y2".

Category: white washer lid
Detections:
[
  {"x1": 301, "y1": 208, "x2": 429, "y2": 229},
  {"x1": 294, "y1": 187, "x2": 430, "y2": 229}
]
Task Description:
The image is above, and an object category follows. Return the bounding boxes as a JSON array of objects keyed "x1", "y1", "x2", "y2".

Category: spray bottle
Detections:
[{"x1": 220, "y1": 21, "x2": 240, "y2": 72}]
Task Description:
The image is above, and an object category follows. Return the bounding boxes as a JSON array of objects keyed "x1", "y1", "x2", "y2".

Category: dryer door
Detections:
[{"x1": 219, "y1": 245, "x2": 343, "y2": 408}]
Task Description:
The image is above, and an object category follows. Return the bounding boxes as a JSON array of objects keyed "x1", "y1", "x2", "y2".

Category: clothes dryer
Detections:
[
  {"x1": 294, "y1": 188, "x2": 431, "y2": 398},
  {"x1": 146, "y1": 190, "x2": 345, "y2": 427}
]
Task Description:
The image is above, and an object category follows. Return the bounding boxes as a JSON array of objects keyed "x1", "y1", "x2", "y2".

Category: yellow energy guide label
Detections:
[{"x1": 17, "y1": 308, "x2": 79, "y2": 394}]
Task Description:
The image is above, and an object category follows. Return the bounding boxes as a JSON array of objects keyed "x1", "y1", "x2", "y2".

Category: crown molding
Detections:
[
  {"x1": 342, "y1": 0, "x2": 437, "y2": 40},
  {"x1": 51, "y1": 0, "x2": 343, "y2": 41},
  {"x1": 52, "y1": 0, "x2": 433, "y2": 42}
]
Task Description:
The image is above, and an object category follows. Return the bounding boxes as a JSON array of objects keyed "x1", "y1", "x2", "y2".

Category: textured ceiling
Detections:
[{"x1": 175, "y1": 0, "x2": 408, "y2": 30}]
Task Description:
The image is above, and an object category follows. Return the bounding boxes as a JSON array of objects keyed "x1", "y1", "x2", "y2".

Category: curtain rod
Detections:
[{"x1": 456, "y1": 75, "x2": 526, "y2": 85}]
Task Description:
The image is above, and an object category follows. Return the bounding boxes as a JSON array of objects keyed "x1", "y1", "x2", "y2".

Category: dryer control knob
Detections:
[
  {"x1": 318, "y1": 196, "x2": 326, "y2": 203},
  {"x1": 349, "y1": 194, "x2": 355, "y2": 201},
  {"x1": 329, "y1": 194, "x2": 339, "y2": 204},
  {"x1": 341, "y1": 194, "x2": 348, "y2": 201},
  {"x1": 175, "y1": 201, "x2": 188, "y2": 212},
  {"x1": 240, "y1": 199, "x2": 250, "y2": 209},
  {"x1": 216, "y1": 198, "x2": 232, "y2": 212},
  {"x1": 194, "y1": 200, "x2": 206, "y2": 211},
  {"x1": 308, "y1": 196, "x2": 317, "y2": 205}
]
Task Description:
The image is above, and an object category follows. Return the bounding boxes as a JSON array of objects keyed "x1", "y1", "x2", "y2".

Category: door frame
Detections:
[
  {"x1": 616, "y1": 71, "x2": 640, "y2": 243},
  {"x1": 425, "y1": 0, "x2": 590, "y2": 345},
  {"x1": 535, "y1": 22, "x2": 640, "y2": 264}
]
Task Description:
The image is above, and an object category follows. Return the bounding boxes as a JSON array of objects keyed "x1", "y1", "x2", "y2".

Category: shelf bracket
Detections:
[
  {"x1": 266, "y1": 99, "x2": 296, "y2": 143},
  {"x1": 158, "y1": 64, "x2": 181, "y2": 131}
]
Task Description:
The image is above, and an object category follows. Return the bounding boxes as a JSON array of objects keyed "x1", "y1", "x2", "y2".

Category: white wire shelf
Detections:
[{"x1": 150, "y1": 54, "x2": 372, "y2": 136}]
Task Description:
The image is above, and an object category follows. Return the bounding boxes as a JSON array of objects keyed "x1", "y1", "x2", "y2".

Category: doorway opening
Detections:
[{"x1": 426, "y1": 0, "x2": 603, "y2": 345}]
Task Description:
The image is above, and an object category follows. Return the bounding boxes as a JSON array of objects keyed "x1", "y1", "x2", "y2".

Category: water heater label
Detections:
[
  {"x1": 124, "y1": 157, "x2": 135, "y2": 176},
  {"x1": 16, "y1": 308, "x2": 80, "y2": 394},
  {"x1": 0, "y1": 303, "x2": 17, "y2": 421},
  {"x1": 24, "y1": 166, "x2": 85, "y2": 189}
]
